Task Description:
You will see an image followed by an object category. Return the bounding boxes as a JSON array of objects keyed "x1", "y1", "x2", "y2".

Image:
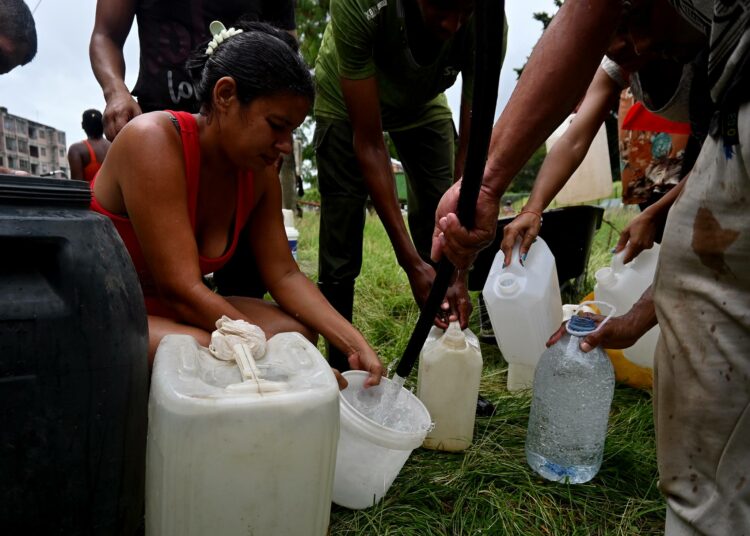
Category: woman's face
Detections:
[{"x1": 225, "y1": 93, "x2": 310, "y2": 172}]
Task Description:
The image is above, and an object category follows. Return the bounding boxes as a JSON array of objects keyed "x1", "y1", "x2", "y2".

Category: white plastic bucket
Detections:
[{"x1": 332, "y1": 371, "x2": 431, "y2": 510}]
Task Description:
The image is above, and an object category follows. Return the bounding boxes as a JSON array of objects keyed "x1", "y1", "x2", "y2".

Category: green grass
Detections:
[{"x1": 296, "y1": 206, "x2": 662, "y2": 535}]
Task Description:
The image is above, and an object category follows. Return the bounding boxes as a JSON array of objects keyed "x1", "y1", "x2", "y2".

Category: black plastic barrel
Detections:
[{"x1": 0, "y1": 175, "x2": 149, "y2": 534}]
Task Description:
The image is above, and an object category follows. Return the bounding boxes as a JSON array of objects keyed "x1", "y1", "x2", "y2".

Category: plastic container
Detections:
[
  {"x1": 594, "y1": 245, "x2": 661, "y2": 368},
  {"x1": 146, "y1": 333, "x2": 339, "y2": 536},
  {"x1": 282, "y1": 208, "x2": 299, "y2": 260},
  {"x1": 332, "y1": 371, "x2": 431, "y2": 509},
  {"x1": 0, "y1": 175, "x2": 148, "y2": 532},
  {"x1": 417, "y1": 323, "x2": 483, "y2": 451},
  {"x1": 526, "y1": 314, "x2": 615, "y2": 484},
  {"x1": 482, "y1": 237, "x2": 563, "y2": 391},
  {"x1": 547, "y1": 115, "x2": 613, "y2": 204}
]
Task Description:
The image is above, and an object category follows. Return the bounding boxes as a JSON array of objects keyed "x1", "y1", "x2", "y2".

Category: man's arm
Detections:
[
  {"x1": 89, "y1": 0, "x2": 140, "y2": 140},
  {"x1": 433, "y1": 0, "x2": 624, "y2": 269},
  {"x1": 340, "y1": 76, "x2": 436, "y2": 305}
]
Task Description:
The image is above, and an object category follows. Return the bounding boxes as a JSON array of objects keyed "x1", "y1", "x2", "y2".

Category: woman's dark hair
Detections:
[
  {"x1": 81, "y1": 109, "x2": 104, "y2": 138},
  {"x1": 186, "y1": 21, "x2": 314, "y2": 111}
]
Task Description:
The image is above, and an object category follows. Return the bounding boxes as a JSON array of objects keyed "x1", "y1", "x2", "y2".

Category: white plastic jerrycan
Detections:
[
  {"x1": 417, "y1": 322, "x2": 483, "y2": 452},
  {"x1": 547, "y1": 115, "x2": 613, "y2": 205},
  {"x1": 482, "y1": 237, "x2": 563, "y2": 391},
  {"x1": 594, "y1": 244, "x2": 661, "y2": 368},
  {"x1": 146, "y1": 333, "x2": 339, "y2": 536}
]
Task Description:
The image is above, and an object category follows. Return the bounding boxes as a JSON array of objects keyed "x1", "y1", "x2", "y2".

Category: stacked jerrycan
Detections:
[
  {"x1": 146, "y1": 333, "x2": 339, "y2": 535},
  {"x1": 594, "y1": 244, "x2": 661, "y2": 368},
  {"x1": 417, "y1": 322, "x2": 483, "y2": 451},
  {"x1": 483, "y1": 238, "x2": 563, "y2": 391},
  {"x1": 282, "y1": 208, "x2": 299, "y2": 260},
  {"x1": 547, "y1": 115, "x2": 613, "y2": 204},
  {"x1": 0, "y1": 176, "x2": 148, "y2": 532}
]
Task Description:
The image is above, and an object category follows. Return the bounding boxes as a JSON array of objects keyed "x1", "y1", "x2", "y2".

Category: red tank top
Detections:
[
  {"x1": 90, "y1": 111, "x2": 255, "y2": 318},
  {"x1": 82, "y1": 140, "x2": 102, "y2": 183}
]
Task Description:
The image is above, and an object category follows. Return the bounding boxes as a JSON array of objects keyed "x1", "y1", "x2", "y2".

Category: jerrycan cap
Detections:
[
  {"x1": 565, "y1": 300, "x2": 616, "y2": 337},
  {"x1": 441, "y1": 321, "x2": 467, "y2": 350},
  {"x1": 496, "y1": 273, "x2": 520, "y2": 295},
  {"x1": 594, "y1": 266, "x2": 616, "y2": 287}
]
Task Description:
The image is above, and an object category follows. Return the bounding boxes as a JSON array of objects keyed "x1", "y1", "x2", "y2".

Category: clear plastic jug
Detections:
[
  {"x1": 417, "y1": 322, "x2": 483, "y2": 451},
  {"x1": 594, "y1": 244, "x2": 661, "y2": 368},
  {"x1": 146, "y1": 333, "x2": 339, "y2": 536},
  {"x1": 482, "y1": 237, "x2": 563, "y2": 391},
  {"x1": 526, "y1": 313, "x2": 615, "y2": 484}
]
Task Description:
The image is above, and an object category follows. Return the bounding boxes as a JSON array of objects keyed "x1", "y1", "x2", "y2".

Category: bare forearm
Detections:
[
  {"x1": 161, "y1": 280, "x2": 248, "y2": 332},
  {"x1": 272, "y1": 271, "x2": 369, "y2": 353},
  {"x1": 354, "y1": 140, "x2": 422, "y2": 269},
  {"x1": 90, "y1": 33, "x2": 130, "y2": 100}
]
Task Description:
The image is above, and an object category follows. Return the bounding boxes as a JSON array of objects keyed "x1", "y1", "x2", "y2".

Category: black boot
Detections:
[{"x1": 318, "y1": 281, "x2": 355, "y2": 372}]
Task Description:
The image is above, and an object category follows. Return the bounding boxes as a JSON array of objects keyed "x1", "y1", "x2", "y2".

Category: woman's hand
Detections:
[
  {"x1": 614, "y1": 210, "x2": 657, "y2": 264},
  {"x1": 500, "y1": 210, "x2": 543, "y2": 266},
  {"x1": 346, "y1": 345, "x2": 384, "y2": 388}
]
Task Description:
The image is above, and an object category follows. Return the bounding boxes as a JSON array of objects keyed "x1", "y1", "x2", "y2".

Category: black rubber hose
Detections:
[{"x1": 395, "y1": 0, "x2": 506, "y2": 378}]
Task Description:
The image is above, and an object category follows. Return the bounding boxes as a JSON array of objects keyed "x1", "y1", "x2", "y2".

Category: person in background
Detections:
[
  {"x1": 89, "y1": 0, "x2": 298, "y2": 301},
  {"x1": 433, "y1": 0, "x2": 750, "y2": 533},
  {"x1": 0, "y1": 0, "x2": 36, "y2": 75},
  {"x1": 313, "y1": 0, "x2": 504, "y2": 370},
  {"x1": 67, "y1": 109, "x2": 111, "y2": 183},
  {"x1": 90, "y1": 21, "x2": 383, "y2": 386}
]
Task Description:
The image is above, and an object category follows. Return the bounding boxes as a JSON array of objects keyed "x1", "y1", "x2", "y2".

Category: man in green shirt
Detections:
[{"x1": 314, "y1": 0, "x2": 504, "y2": 370}]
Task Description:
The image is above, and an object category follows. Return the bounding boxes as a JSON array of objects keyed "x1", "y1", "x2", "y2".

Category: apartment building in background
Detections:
[{"x1": 0, "y1": 107, "x2": 69, "y2": 178}]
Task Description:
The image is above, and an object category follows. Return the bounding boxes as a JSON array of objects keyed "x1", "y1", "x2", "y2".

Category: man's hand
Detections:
[
  {"x1": 103, "y1": 89, "x2": 142, "y2": 140},
  {"x1": 436, "y1": 271, "x2": 472, "y2": 329},
  {"x1": 431, "y1": 182, "x2": 500, "y2": 270},
  {"x1": 546, "y1": 310, "x2": 655, "y2": 353}
]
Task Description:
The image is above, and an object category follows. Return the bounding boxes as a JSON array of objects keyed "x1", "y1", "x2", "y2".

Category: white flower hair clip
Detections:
[{"x1": 205, "y1": 20, "x2": 243, "y2": 56}]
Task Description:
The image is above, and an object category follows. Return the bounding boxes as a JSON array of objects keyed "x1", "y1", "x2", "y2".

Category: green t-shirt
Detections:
[{"x1": 314, "y1": 0, "x2": 479, "y2": 131}]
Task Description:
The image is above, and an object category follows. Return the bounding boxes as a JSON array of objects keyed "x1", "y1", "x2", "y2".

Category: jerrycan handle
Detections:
[
  {"x1": 566, "y1": 300, "x2": 616, "y2": 337},
  {"x1": 611, "y1": 250, "x2": 626, "y2": 272}
]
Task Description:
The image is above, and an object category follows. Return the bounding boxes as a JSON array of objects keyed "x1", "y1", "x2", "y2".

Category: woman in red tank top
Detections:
[
  {"x1": 91, "y1": 22, "x2": 383, "y2": 386},
  {"x1": 67, "y1": 109, "x2": 110, "y2": 183}
]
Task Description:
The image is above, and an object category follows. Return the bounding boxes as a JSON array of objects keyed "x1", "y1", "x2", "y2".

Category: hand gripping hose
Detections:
[{"x1": 396, "y1": 0, "x2": 506, "y2": 378}]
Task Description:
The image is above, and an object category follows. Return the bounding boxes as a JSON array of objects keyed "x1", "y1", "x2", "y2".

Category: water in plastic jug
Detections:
[
  {"x1": 417, "y1": 322, "x2": 483, "y2": 451},
  {"x1": 526, "y1": 313, "x2": 615, "y2": 484},
  {"x1": 146, "y1": 333, "x2": 339, "y2": 536},
  {"x1": 594, "y1": 245, "x2": 661, "y2": 368},
  {"x1": 547, "y1": 115, "x2": 613, "y2": 204},
  {"x1": 482, "y1": 237, "x2": 563, "y2": 391}
]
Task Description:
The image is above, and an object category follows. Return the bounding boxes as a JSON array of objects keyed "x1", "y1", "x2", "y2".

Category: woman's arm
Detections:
[
  {"x1": 614, "y1": 173, "x2": 688, "y2": 263},
  {"x1": 500, "y1": 66, "x2": 622, "y2": 263},
  {"x1": 249, "y1": 169, "x2": 384, "y2": 385}
]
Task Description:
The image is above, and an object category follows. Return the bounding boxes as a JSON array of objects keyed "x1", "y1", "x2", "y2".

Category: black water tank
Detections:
[{"x1": 0, "y1": 175, "x2": 149, "y2": 534}]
